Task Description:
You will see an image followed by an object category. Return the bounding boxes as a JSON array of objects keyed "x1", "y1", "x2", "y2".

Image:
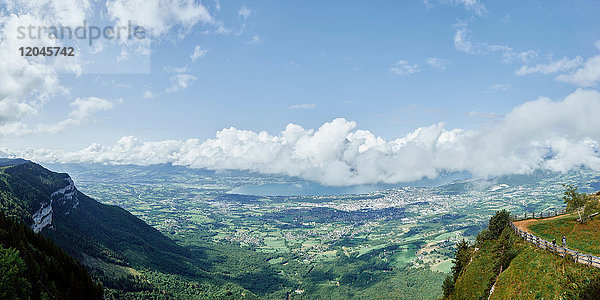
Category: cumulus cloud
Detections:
[
  {"x1": 556, "y1": 56, "x2": 600, "y2": 87},
  {"x1": 6, "y1": 89, "x2": 600, "y2": 186},
  {"x1": 0, "y1": 97, "x2": 115, "y2": 137},
  {"x1": 42, "y1": 97, "x2": 115, "y2": 133},
  {"x1": 106, "y1": 0, "x2": 213, "y2": 36},
  {"x1": 390, "y1": 60, "x2": 420, "y2": 75},
  {"x1": 0, "y1": 6, "x2": 84, "y2": 133},
  {"x1": 4, "y1": 0, "x2": 91, "y2": 27},
  {"x1": 165, "y1": 74, "x2": 197, "y2": 93},
  {"x1": 190, "y1": 45, "x2": 207, "y2": 61},
  {"x1": 426, "y1": 57, "x2": 450, "y2": 70},
  {"x1": 0, "y1": 98, "x2": 37, "y2": 124}
]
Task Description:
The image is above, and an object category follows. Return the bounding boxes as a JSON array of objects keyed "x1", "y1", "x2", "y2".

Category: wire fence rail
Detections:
[{"x1": 510, "y1": 212, "x2": 600, "y2": 269}]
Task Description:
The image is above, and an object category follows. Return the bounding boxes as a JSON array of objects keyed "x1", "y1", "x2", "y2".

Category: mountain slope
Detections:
[
  {"x1": 0, "y1": 211, "x2": 103, "y2": 299},
  {"x1": 0, "y1": 160, "x2": 193, "y2": 273},
  {"x1": 0, "y1": 159, "x2": 258, "y2": 298}
]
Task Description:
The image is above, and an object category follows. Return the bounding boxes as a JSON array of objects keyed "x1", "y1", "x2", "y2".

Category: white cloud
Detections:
[
  {"x1": 515, "y1": 41, "x2": 600, "y2": 88},
  {"x1": 69, "y1": 97, "x2": 114, "y2": 121},
  {"x1": 190, "y1": 45, "x2": 208, "y2": 61},
  {"x1": 515, "y1": 56, "x2": 584, "y2": 76},
  {"x1": 453, "y1": 22, "x2": 474, "y2": 53},
  {"x1": 290, "y1": 104, "x2": 316, "y2": 109},
  {"x1": 4, "y1": 0, "x2": 91, "y2": 27},
  {"x1": 454, "y1": 21, "x2": 537, "y2": 63},
  {"x1": 0, "y1": 10, "x2": 83, "y2": 134},
  {"x1": 0, "y1": 97, "x2": 114, "y2": 137},
  {"x1": 42, "y1": 97, "x2": 115, "y2": 134},
  {"x1": 238, "y1": 6, "x2": 252, "y2": 20},
  {"x1": 8, "y1": 89, "x2": 600, "y2": 186},
  {"x1": 164, "y1": 66, "x2": 189, "y2": 73},
  {"x1": 165, "y1": 74, "x2": 197, "y2": 93},
  {"x1": 0, "y1": 14, "x2": 68, "y2": 101},
  {"x1": 426, "y1": 57, "x2": 450, "y2": 70},
  {"x1": 248, "y1": 34, "x2": 262, "y2": 45},
  {"x1": 424, "y1": 0, "x2": 486, "y2": 16},
  {"x1": 143, "y1": 91, "x2": 157, "y2": 99},
  {"x1": 390, "y1": 60, "x2": 420, "y2": 75},
  {"x1": 106, "y1": 0, "x2": 214, "y2": 36},
  {"x1": 450, "y1": 0, "x2": 486, "y2": 16},
  {"x1": 0, "y1": 98, "x2": 37, "y2": 124},
  {"x1": 556, "y1": 56, "x2": 600, "y2": 87},
  {"x1": 486, "y1": 83, "x2": 510, "y2": 92}
]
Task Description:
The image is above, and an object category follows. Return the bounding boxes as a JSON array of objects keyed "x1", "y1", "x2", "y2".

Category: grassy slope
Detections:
[
  {"x1": 528, "y1": 214, "x2": 600, "y2": 256},
  {"x1": 451, "y1": 240, "x2": 507, "y2": 299},
  {"x1": 451, "y1": 226, "x2": 600, "y2": 299},
  {"x1": 490, "y1": 242, "x2": 600, "y2": 299}
]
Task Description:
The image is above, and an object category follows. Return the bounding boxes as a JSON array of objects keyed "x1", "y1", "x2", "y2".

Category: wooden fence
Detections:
[
  {"x1": 510, "y1": 208, "x2": 567, "y2": 222},
  {"x1": 510, "y1": 218, "x2": 600, "y2": 269}
]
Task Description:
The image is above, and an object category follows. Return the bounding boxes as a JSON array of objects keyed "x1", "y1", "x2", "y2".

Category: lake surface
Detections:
[
  {"x1": 228, "y1": 182, "x2": 398, "y2": 196},
  {"x1": 228, "y1": 172, "x2": 472, "y2": 196}
]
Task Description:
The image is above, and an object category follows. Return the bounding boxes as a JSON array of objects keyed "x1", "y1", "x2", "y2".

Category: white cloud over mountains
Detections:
[{"x1": 6, "y1": 89, "x2": 600, "y2": 186}]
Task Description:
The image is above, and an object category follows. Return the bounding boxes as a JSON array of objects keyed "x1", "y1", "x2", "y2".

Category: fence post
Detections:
[{"x1": 576, "y1": 251, "x2": 579, "y2": 263}]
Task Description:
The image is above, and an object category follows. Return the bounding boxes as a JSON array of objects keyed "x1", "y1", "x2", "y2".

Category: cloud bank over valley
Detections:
[{"x1": 3, "y1": 89, "x2": 600, "y2": 186}]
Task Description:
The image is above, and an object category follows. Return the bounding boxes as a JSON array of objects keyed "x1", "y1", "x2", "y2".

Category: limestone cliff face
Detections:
[{"x1": 31, "y1": 177, "x2": 80, "y2": 233}]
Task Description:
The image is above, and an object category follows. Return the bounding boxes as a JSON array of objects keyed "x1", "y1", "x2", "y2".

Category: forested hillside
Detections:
[
  {"x1": 0, "y1": 159, "x2": 257, "y2": 298},
  {"x1": 0, "y1": 212, "x2": 103, "y2": 299}
]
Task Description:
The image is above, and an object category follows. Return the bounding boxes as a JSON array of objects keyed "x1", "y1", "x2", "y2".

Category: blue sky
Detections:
[{"x1": 1, "y1": 0, "x2": 600, "y2": 185}]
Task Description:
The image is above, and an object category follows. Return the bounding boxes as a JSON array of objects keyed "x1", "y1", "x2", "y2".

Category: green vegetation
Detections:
[
  {"x1": 0, "y1": 245, "x2": 29, "y2": 299},
  {"x1": 528, "y1": 213, "x2": 600, "y2": 256},
  {"x1": 491, "y1": 244, "x2": 600, "y2": 299},
  {"x1": 0, "y1": 212, "x2": 103, "y2": 299},
  {"x1": 445, "y1": 208, "x2": 600, "y2": 299},
  {"x1": 0, "y1": 160, "x2": 450, "y2": 298},
  {"x1": 563, "y1": 184, "x2": 600, "y2": 223},
  {"x1": 5, "y1": 160, "x2": 600, "y2": 298}
]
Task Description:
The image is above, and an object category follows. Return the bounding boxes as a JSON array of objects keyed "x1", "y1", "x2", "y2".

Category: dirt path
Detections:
[{"x1": 513, "y1": 212, "x2": 575, "y2": 234}]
